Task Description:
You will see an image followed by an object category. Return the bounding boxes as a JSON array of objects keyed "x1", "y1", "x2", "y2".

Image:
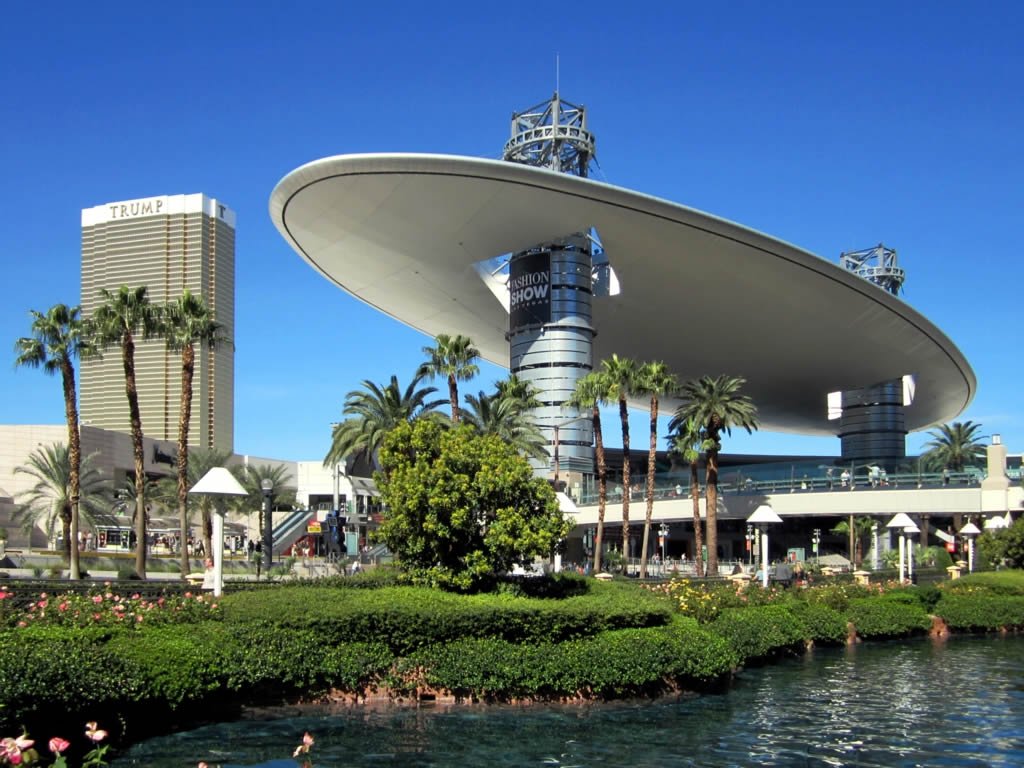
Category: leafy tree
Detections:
[
  {"x1": 88, "y1": 285, "x2": 161, "y2": 577},
  {"x1": 635, "y1": 361, "x2": 676, "y2": 578},
  {"x1": 163, "y1": 289, "x2": 225, "y2": 577},
  {"x1": 600, "y1": 354, "x2": 639, "y2": 565},
  {"x1": 375, "y1": 420, "x2": 570, "y2": 591},
  {"x1": 13, "y1": 444, "x2": 109, "y2": 560},
  {"x1": 325, "y1": 372, "x2": 446, "y2": 468},
  {"x1": 568, "y1": 372, "x2": 611, "y2": 572},
  {"x1": 922, "y1": 421, "x2": 987, "y2": 472},
  {"x1": 462, "y1": 389, "x2": 548, "y2": 461},
  {"x1": 14, "y1": 303, "x2": 92, "y2": 578},
  {"x1": 978, "y1": 517, "x2": 1024, "y2": 569},
  {"x1": 670, "y1": 419, "x2": 711, "y2": 578},
  {"x1": 420, "y1": 333, "x2": 480, "y2": 423},
  {"x1": 671, "y1": 375, "x2": 758, "y2": 576}
]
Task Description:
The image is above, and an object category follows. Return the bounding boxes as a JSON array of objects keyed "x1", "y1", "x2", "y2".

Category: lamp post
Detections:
[
  {"x1": 812, "y1": 528, "x2": 821, "y2": 565},
  {"x1": 748, "y1": 504, "x2": 783, "y2": 588},
  {"x1": 886, "y1": 513, "x2": 916, "y2": 584},
  {"x1": 745, "y1": 524, "x2": 755, "y2": 566},
  {"x1": 552, "y1": 414, "x2": 591, "y2": 487},
  {"x1": 188, "y1": 467, "x2": 248, "y2": 597},
  {"x1": 658, "y1": 522, "x2": 669, "y2": 572},
  {"x1": 261, "y1": 478, "x2": 273, "y2": 576},
  {"x1": 960, "y1": 521, "x2": 980, "y2": 572},
  {"x1": 904, "y1": 521, "x2": 920, "y2": 582}
]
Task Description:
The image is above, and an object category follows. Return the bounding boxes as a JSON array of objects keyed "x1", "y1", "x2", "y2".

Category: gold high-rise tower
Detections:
[{"x1": 80, "y1": 194, "x2": 235, "y2": 452}]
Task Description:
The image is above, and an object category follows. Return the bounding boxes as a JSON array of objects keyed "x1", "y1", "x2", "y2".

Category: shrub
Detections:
[
  {"x1": 801, "y1": 582, "x2": 879, "y2": 612},
  {"x1": 785, "y1": 602, "x2": 847, "y2": 645},
  {"x1": 934, "y1": 593, "x2": 1024, "y2": 631},
  {"x1": 709, "y1": 606, "x2": 805, "y2": 662},
  {"x1": 846, "y1": 598, "x2": 931, "y2": 638},
  {"x1": 654, "y1": 579, "x2": 789, "y2": 624}
]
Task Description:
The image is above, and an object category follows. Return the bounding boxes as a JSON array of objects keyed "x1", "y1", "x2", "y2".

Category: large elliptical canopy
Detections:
[{"x1": 269, "y1": 152, "x2": 974, "y2": 437}]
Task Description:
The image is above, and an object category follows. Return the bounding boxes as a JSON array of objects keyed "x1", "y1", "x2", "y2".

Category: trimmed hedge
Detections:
[
  {"x1": 845, "y1": 598, "x2": 931, "y2": 638},
  {"x1": 404, "y1": 619, "x2": 736, "y2": 700},
  {"x1": 709, "y1": 606, "x2": 805, "y2": 662},
  {"x1": 785, "y1": 602, "x2": 848, "y2": 645},
  {"x1": 220, "y1": 581, "x2": 672, "y2": 653},
  {"x1": 934, "y1": 594, "x2": 1024, "y2": 632}
]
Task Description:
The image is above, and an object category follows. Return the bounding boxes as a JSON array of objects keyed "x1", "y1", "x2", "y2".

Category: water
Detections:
[{"x1": 113, "y1": 636, "x2": 1024, "y2": 767}]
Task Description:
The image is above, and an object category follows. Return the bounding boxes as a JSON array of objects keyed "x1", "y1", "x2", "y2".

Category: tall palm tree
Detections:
[
  {"x1": 922, "y1": 421, "x2": 987, "y2": 472},
  {"x1": 671, "y1": 420, "x2": 711, "y2": 578},
  {"x1": 88, "y1": 285, "x2": 161, "y2": 578},
  {"x1": 635, "y1": 361, "x2": 676, "y2": 578},
  {"x1": 421, "y1": 333, "x2": 480, "y2": 423},
  {"x1": 163, "y1": 289, "x2": 225, "y2": 577},
  {"x1": 601, "y1": 354, "x2": 639, "y2": 566},
  {"x1": 568, "y1": 371, "x2": 610, "y2": 573},
  {"x1": 494, "y1": 374, "x2": 543, "y2": 412},
  {"x1": 325, "y1": 372, "x2": 445, "y2": 469},
  {"x1": 671, "y1": 375, "x2": 758, "y2": 576},
  {"x1": 462, "y1": 389, "x2": 548, "y2": 460},
  {"x1": 13, "y1": 444, "x2": 109, "y2": 560},
  {"x1": 14, "y1": 303, "x2": 92, "y2": 578}
]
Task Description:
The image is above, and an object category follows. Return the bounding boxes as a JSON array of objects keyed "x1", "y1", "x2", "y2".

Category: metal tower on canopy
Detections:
[
  {"x1": 502, "y1": 92, "x2": 598, "y2": 484},
  {"x1": 839, "y1": 244, "x2": 905, "y2": 296}
]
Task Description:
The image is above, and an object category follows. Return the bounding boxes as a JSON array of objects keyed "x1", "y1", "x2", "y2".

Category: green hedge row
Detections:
[
  {"x1": 220, "y1": 581, "x2": 673, "y2": 653},
  {"x1": 403, "y1": 617, "x2": 737, "y2": 700},
  {"x1": 709, "y1": 606, "x2": 806, "y2": 661},
  {"x1": 845, "y1": 598, "x2": 932, "y2": 638},
  {"x1": 934, "y1": 594, "x2": 1024, "y2": 631}
]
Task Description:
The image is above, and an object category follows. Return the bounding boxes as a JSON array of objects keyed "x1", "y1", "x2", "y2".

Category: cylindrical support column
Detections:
[
  {"x1": 760, "y1": 528, "x2": 770, "y2": 588},
  {"x1": 509, "y1": 235, "x2": 595, "y2": 476},
  {"x1": 212, "y1": 508, "x2": 224, "y2": 598},
  {"x1": 838, "y1": 381, "x2": 907, "y2": 466},
  {"x1": 898, "y1": 534, "x2": 906, "y2": 583}
]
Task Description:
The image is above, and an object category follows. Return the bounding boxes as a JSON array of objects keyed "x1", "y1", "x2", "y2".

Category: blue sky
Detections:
[{"x1": 1, "y1": 1, "x2": 1020, "y2": 461}]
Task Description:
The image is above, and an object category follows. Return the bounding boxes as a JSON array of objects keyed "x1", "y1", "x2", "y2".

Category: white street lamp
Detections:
[
  {"x1": 886, "y1": 513, "x2": 916, "y2": 584},
  {"x1": 748, "y1": 504, "x2": 783, "y2": 588},
  {"x1": 189, "y1": 467, "x2": 248, "y2": 597},
  {"x1": 904, "y1": 521, "x2": 920, "y2": 582},
  {"x1": 960, "y1": 521, "x2": 981, "y2": 573}
]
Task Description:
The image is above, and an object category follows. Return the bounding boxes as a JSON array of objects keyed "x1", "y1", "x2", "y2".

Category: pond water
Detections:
[{"x1": 112, "y1": 636, "x2": 1024, "y2": 767}]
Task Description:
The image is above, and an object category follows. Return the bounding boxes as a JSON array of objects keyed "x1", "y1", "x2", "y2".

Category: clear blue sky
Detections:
[{"x1": 1, "y1": 1, "x2": 1020, "y2": 461}]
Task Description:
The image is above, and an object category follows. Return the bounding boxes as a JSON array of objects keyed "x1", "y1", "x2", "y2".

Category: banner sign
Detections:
[{"x1": 509, "y1": 250, "x2": 551, "y2": 328}]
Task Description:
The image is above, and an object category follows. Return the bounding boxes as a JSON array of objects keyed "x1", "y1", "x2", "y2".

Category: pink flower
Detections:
[
  {"x1": 85, "y1": 722, "x2": 107, "y2": 743},
  {"x1": 136, "y1": 615, "x2": 144, "y2": 623},
  {"x1": 198, "y1": 762, "x2": 209, "y2": 768},
  {"x1": 58, "y1": 602, "x2": 69, "y2": 612},
  {"x1": 49, "y1": 736, "x2": 70, "y2": 754},
  {"x1": 17, "y1": 621, "x2": 27, "y2": 628},
  {"x1": 92, "y1": 595, "x2": 103, "y2": 604},
  {"x1": 2, "y1": 734, "x2": 35, "y2": 764}
]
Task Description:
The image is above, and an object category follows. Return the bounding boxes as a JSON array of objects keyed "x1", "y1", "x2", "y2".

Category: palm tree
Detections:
[
  {"x1": 831, "y1": 515, "x2": 875, "y2": 566},
  {"x1": 670, "y1": 420, "x2": 711, "y2": 578},
  {"x1": 234, "y1": 463, "x2": 297, "y2": 567},
  {"x1": 14, "y1": 303, "x2": 92, "y2": 578},
  {"x1": 163, "y1": 289, "x2": 225, "y2": 577},
  {"x1": 494, "y1": 374, "x2": 543, "y2": 412},
  {"x1": 601, "y1": 354, "x2": 639, "y2": 567},
  {"x1": 88, "y1": 285, "x2": 161, "y2": 578},
  {"x1": 325, "y1": 372, "x2": 446, "y2": 469},
  {"x1": 568, "y1": 371, "x2": 611, "y2": 572},
  {"x1": 635, "y1": 361, "x2": 676, "y2": 578},
  {"x1": 462, "y1": 389, "x2": 548, "y2": 460},
  {"x1": 13, "y1": 444, "x2": 109, "y2": 560},
  {"x1": 671, "y1": 375, "x2": 758, "y2": 576},
  {"x1": 922, "y1": 421, "x2": 987, "y2": 472},
  {"x1": 421, "y1": 333, "x2": 480, "y2": 423}
]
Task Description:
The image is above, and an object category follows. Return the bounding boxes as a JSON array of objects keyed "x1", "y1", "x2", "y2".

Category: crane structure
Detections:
[{"x1": 839, "y1": 243, "x2": 905, "y2": 296}]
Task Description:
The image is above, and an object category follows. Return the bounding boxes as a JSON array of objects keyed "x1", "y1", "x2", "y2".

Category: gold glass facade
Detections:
[{"x1": 80, "y1": 195, "x2": 235, "y2": 452}]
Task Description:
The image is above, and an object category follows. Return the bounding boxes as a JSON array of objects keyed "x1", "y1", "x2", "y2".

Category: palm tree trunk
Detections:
[
  {"x1": 593, "y1": 405, "x2": 606, "y2": 573},
  {"x1": 706, "y1": 452, "x2": 719, "y2": 576},
  {"x1": 448, "y1": 375, "x2": 459, "y2": 422},
  {"x1": 177, "y1": 344, "x2": 195, "y2": 578},
  {"x1": 848, "y1": 514, "x2": 855, "y2": 564},
  {"x1": 61, "y1": 358, "x2": 81, "y2": 579},
  {"x1": 122, "y1": 332, "x2": 147, "y2": 579},
  {"x1": 690, "y1": 461, "x2": 704, "y2": 578},
  {"x1": 60, "y1": 501, "x2": 73, "y2": 564},
  {"x1": 640, "y1": 395, "x2": 658, "y2": 579},
  {"x1": 619, "y1": 397, "x2": 630, "y2": 570}
]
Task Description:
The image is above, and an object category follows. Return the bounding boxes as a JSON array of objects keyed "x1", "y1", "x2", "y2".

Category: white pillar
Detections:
[
  {"x1": 761, "y1": 527, "x2": 770, "y2": 588},
  {"x1": 968, "y1": 538, "x2": 975, "y2": 573},
  {"x1": 898, "y1": 534, "x2": 905, "y2": 583},
  {"x1": 907, "y1": 536, "x2": 914, "y2": 582},
  {"x1": 212, "y1": 509, "x2": 224, "y2": 598}
]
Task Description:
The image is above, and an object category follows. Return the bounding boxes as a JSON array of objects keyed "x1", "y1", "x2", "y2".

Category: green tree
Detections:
[
  {"x1": 13, "y1": 444, "x2": 109, "y2": 560},
  {"x1": 14, "y1": 303, "x2": 92, "y2": 578},
  {"x1": 494, "y1": 374, "x2": 543, "y2": 411},
  {"x1": 600, "y1": 354, "x2": 639, "y2": 567},
  {"x1": 89, "y1": 285, "x2": 161, "y2": 578},
  {"x1": 420, "y1": 333, "x2": 480, "y2": 423},
  {"x1": 922, "y1": 421, "x2": 987, "y2": 472},
  {"x1": 831, "y1": 515, "x2": 875, "y2": 566},
  {"x1": 670, "y1": 418, "x2": 710, "y2": 578},
  {"x1": 325, "y1": 372, "x2": 446, "y2": 468},
  {"x1": 462, "y1": 389, "x2": 548, "y2": 461},
  {"x1": 163, "y1": 289, "x2": 225, "y2": 577},
  {"x1": 671, "y1": 375, "x2": 758, "y2": 576},
  {"x1": 375, "y1": 420, "x2": 571, "y2": 591},
  {"x1": 635, "y1": 361, "x2": 676, "y2": 578},
  {"x1": 568, "y1": 372, "x2": 611, "y2": 573}
]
